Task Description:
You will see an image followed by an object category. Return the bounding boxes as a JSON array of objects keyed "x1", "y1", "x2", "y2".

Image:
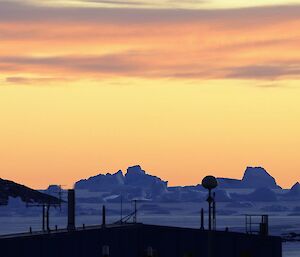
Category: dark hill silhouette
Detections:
[
  {"x1": 283, "y1": 182, "x2": 300, "y2": 200},
  {"x1": 289, "y1": 182, "x2": 300, "y2": 195},
  {"x1": 242, "y1": 167, "x2": 280, "y2": 189},
  {"x1": 75, "y1": 165, "x2": 168, "y2": 195},
  {"x1": 0, "y1": 178, "x2": 61, "y2": 206},
  {"x1": 71, "y1": 165, "x2": 289, "y2": 203},
  {"x1": 218, "y1": 167, "x2": 281, "y2": 189},
  {"x1": 76, "y1": 170, "x2": 125, "y2": 191}
]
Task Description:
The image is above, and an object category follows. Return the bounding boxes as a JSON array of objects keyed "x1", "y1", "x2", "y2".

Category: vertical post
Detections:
[
  {"x1": 260, "y1": 215, "x2": 269, "y2": 236},
  {"x1": 213, "y1": 192, "x2": 216, "y2": 230},
  {"x1": 46, "y1": 205, "x2": 50, "y2": 232},
  {"x1": 67, "y1": 189, "x2": 76, "y2": 231},
  {"x1": 102, "y1": 205, "x2": 106, "y2": 228},
  {"x1": 42, "y1": 204, "x2": 45, "y2": 232},
  {"x1": 202, "y1": 175, "x2": 218, "y2": 257},
  {"x1": 208, "y1": 189, "x2": 212, "y2": 231},
  {"x1": 200, "y1": 208, "x2": 204, "y2": 230}
]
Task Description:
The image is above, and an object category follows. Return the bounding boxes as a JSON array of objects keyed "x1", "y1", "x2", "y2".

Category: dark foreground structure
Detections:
[
  {"x1": 0, "y1": 187, "x2": 282, "y2": 257},
  {"x1": 0, "y1": 223, "x2": 281, "y2": 257}
]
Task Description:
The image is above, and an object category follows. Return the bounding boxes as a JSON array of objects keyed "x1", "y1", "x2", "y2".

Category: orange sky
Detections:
[{"x1": 0, "y1": 1, "x2": 300, "y2": 189}]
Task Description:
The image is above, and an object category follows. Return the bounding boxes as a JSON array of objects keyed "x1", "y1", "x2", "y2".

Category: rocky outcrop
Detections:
[
  {"x1": 75, "y1": 170, "x2": 125, "y2": 191},
  {"x1": 125, "y1": 165, "x2": 167, "y2": 188},
  {"x1": 75, "y1": 165, "x2": 168, "y2": 201},
  {"x1": 73, "y1": 165, "x2": 292, "y2": 203},
  {"x1": 217, "y1": 167, "x2": 281, "y2": 189},
  {"x1": 241, "y1": 167, "x2": 280, "y2": 189},
  {"x1": 284, "y1": 182, "x2": 300, "y2": 200}
]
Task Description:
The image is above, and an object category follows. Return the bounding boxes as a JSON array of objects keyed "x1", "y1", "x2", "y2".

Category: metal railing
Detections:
[{"x1": 245, "y1": 214, "x2": 268, "y2": 236}]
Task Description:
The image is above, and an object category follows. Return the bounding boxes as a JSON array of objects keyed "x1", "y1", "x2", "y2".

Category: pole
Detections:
[
  {"x1": 213, "y1": 192, "x2": 216, "y2": 231},
  {"x1": 208, "y1": 189, "x2": 212, "y2": 231},
  {"x1": 46, "y1": 205, "x2": 50, "y2": 232},
  {"x1": 42, "y1": 204, "x2": 45, "y2": 232},
  {"x1": 200, "y1": 208, "x2": 204, "y2": 230},
  {"x1": 102, "y1": 205, "x2": 106, "y2": 228},
  {"x1": 67, "y1": 189, "x2": 76, "y2": 231}
]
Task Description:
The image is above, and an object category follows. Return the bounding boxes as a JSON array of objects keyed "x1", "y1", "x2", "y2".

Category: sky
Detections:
[{"x1": 1, "y1": 0, "x2": 300, "y2": 189}]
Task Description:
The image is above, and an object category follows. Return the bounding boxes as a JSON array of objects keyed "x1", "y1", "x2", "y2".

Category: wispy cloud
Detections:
[
  {"x1": 1, "y1": 1, "x2": 300, "y2": 83},
  {"x1": 5, "y1": 76, "x2": 68, "y2": 85},
  {"x1": 225, "y1": 64, "x2": 300, "y2": 80},
  {"x1": 3, "y1": 0, "x2": 300, "y2": 9},
  {"x1": 1, "y1": 1, "x2": 300, "y2": 23},
  {"x1": 2, "y1": 54, "x2": 300, "y2": 80}
]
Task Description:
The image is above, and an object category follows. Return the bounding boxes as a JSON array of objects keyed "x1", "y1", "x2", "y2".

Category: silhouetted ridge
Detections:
[
  {"x1": 76, "y1": 170, "x2": 125, "y2": 191},
  {"x1": 242, "y1": 167, "x2": 280, "y2": 189},
  {"x1": 0, "y1": 178, "x2": 61, "y2": 206},
  {"x1": 218, "y1": 167, "x2": 281, "y2": 189},
  {"x1": 284, "y1": 182, "x2": 300, "y2": 199},
  {"x1": 217, "y1": 178, "x2": 243, "y2": 188},
  {"x1": 75, "y1": 165, "x2": 169, "y2": 201},
  {"x1": 67, "y1": 165, "x2": 295, "y2": 203},
  {"x1": 125, "y1": 165, "x2": 168, "y2": 188}
]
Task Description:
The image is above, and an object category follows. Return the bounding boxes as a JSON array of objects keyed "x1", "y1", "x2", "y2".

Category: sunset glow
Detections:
[{"x1": 1, "y1": 0, "x2": 300, "y2": 189}]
